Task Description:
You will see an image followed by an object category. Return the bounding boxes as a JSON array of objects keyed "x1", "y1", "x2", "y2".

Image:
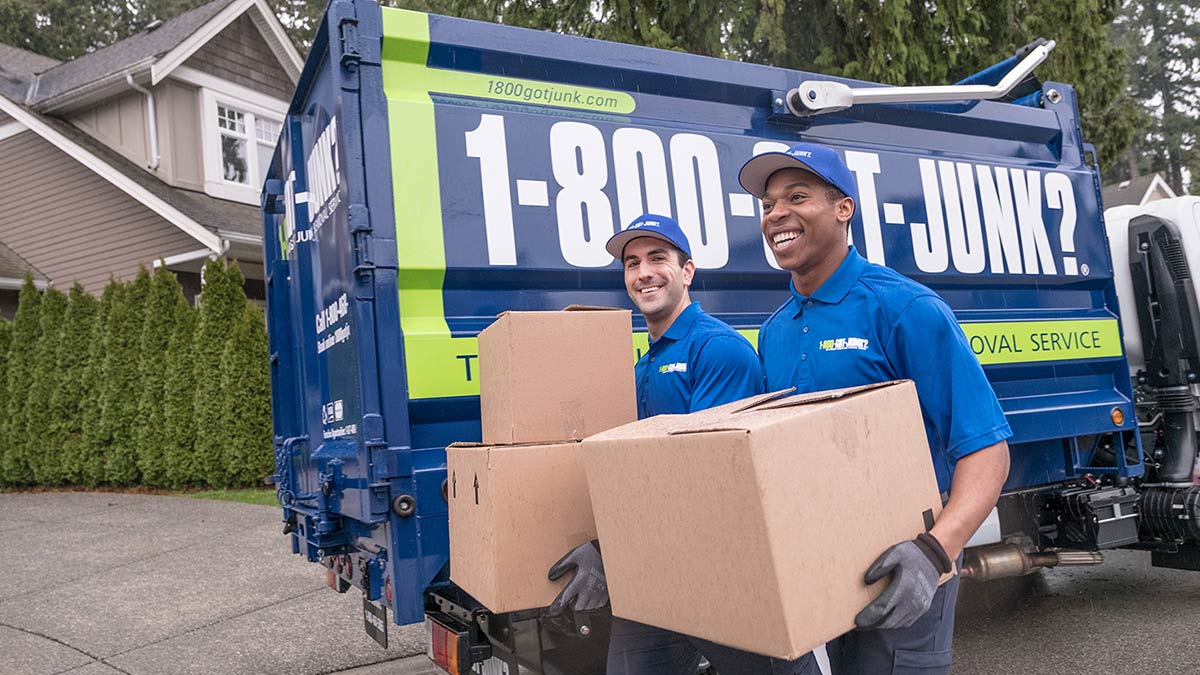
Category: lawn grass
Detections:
[
  {"x1": 0, "y1": 486, "x2": 280, "y2": 507},
  {"x1": 184, "y1": 488, "x2": 279, "y2": 507}
]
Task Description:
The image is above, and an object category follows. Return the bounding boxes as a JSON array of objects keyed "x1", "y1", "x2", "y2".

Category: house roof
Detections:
[
  {"x1": 1102, "y1": 173, "x2": 1177, "y2": 209},
  {"x1": 0, "y1": 0, "x2": 301, "y2": 111},
  {"x1": 0, "y1": 0, "x2": 296, "y2": 254},
  {"x1": 0, "y1": 239, "x2": 49, "y2": 283},
  {"x1": 28, "y1": 0, "x2": 238, "y2": 104},
  {"x1": 0, "y1": 43, "x2": 60, "y2": 78}
]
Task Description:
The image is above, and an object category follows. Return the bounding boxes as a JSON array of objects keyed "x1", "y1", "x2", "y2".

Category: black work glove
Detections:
[
  {"x1": 855, "y1": 532, "x2": 953, "y2": 630},
  {"x1": 546, "y1": 540, "x2": 608, "y2": 615}
]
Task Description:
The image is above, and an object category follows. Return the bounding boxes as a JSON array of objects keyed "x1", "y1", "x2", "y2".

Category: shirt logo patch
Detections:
[
  {"x1": 658, "y1": 362, "x2": 688, "y2": 374},
  {"x1": 819, "y1": 337, "x2": 870, "y2": 352}
]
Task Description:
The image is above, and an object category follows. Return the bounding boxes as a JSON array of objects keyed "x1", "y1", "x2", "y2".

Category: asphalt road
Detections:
[
  {"x1": 5, "y1": 492, "x2": 1199, "y2": 675},
  {"x1": 352, "y1": 547, "x2": 1200, "y2": 675},
  {"x1": 954, "y1": 549, "x2": 1200, "y2": 674},
  {"x1": 0, "y1": 492, "x2": 425, "y2": 675}
]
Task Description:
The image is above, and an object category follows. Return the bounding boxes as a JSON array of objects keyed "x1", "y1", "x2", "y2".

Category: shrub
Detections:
[
  {"x1": 26, "y1": 288, "x2": 68, "y2": 484},
  {"x1": 52, "y1": 284, "x2": 99, "y2": 484},
  {"x1": 135, "y1": 267, "x2": 187, "y2": 486},
  {"x1": 79, "y1": 280, "x2": 122, "y2": 487},
  {"x1": 220, "y1": 304, "x2": 273, "y2": 486},
  {"x1": 1, "y1": 276, "x2": 41, "y2": 485},
  {"x1": 194, "y1": 260, "x2": 248, "y2": 488},
  {"x1": 100, "y1": 268, "x2": 152, "y2": 485}
]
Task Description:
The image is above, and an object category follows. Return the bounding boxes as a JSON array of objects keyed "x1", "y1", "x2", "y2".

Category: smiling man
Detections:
[
  {"x1": 546, "y1": 214, "x2": 819, "y2": 675},
  {"x1": 739, "y1": 143, "x2": 1012, "y2": 675}
]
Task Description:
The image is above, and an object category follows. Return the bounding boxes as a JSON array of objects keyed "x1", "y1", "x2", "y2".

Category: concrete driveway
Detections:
[{"x1": 0, "y1": 491, "x2": 438, "y2": 675}]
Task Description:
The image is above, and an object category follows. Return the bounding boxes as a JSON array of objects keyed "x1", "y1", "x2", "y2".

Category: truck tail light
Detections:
[{"x1": 425, "y1": 614, "x2": 469, "y2": 674}]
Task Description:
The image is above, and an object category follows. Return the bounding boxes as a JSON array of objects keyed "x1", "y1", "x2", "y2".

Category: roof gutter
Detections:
[
  {"x1": 125, "y1": 74, "x2": 160, "y2": 170},
  {"x1": 153, "y1": 247, "x2": 220, "y2": 269},
  {"x1": 0, "y1": 277, "x2": 50, "y2": 291},
  {"x1": 34, "y1": 57, "x2": 154, "y2": 113}
]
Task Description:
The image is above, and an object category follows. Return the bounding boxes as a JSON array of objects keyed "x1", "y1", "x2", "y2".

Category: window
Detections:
[
  {"x1": 215, "y1": 102, "x2": 279, "y2": 187},
  {"x1": 201, "y1": 88, "x2": 285, "y2": 204}
]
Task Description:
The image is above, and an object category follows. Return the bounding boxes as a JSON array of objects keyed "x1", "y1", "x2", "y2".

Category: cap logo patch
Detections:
[{"x1": 789, "y1": 150, "x2": 813, "y2": 158}]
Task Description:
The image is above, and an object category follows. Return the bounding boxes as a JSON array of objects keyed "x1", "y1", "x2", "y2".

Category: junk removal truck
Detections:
[{"x1": 261, "y1": 0, "x2": 1200, "y2": 672}]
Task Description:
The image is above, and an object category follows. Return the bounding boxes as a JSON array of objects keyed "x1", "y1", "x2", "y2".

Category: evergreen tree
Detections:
[
  {"x1": 135, "y1": 267, "x2": 188, "y2": 486},
  {"x1": 744, "y1": 0, "x2": 1136, "y2": 163},
  {"x1": 0, "y1": 0, "x2": 212, "y2": 61},
  {"x1": 221, "y1": 304, "x2": 274, "y2": 486},
  {"x1": 25, "y1": 288, "x2": 68, "y2": 485},
  {"x1": 1108, "y1": 0, "x2": 1200, "y2": 192},
  {"x1": 52, "y1": 285, "x2": 100, "y2": 485},
  {"x1": 99, "y1": 268, "x2": 152, "y2": 485},
  {"x1": 194, "y1": 259, "x2": 248, "y2": 487},
  {"x1": 0, "y1": 319, "x2": 13, "y2": 482},
  {"x1": 79, "y1": 280, "x2": 121, "y2": 487},
  {"x1": 1, "y1": 277, "x2": 41, "y2": 485},
  {"x1": 163, "y1": 302, "x2": 199, "y2": 488}
]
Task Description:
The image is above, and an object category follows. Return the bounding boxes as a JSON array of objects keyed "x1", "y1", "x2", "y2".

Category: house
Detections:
[
  {"x1": 0, "y1": 0, "x2": 303, "y2": 313},
  {"x1": 1102, "y1": 173, "x2": 1178, "y2": 209}
]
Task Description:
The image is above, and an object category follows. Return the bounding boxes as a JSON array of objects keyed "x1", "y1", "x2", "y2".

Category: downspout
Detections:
[{"x1": 125, "y1": 74, "x2": 160, "y2": 170}]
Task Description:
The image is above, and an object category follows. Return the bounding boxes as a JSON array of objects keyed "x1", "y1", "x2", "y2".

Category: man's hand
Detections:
[
  {"x1": 854, "y1": 533, "x2": 952, "y2": 630},
  {"x1": 546, "y1": 540, "x2": 608, "y2": 615}
]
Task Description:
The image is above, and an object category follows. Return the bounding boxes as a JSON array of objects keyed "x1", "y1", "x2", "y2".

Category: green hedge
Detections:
[{"x1": 0, "y1": 264, "x2": 273, "y2": 489}]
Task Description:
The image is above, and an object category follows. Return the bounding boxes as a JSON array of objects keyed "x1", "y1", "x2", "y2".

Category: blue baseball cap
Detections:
[
  {"x1": 738, "y1": 142, "x2": 858, "y2": 204},
  {"x1": 605, "y1": 214, "x2": 693, "y2": 261}
]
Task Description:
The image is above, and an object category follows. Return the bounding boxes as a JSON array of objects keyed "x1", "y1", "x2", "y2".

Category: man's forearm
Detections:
[{"x1": 929, "y1": 440, "x2": 1011, "y2": 560}]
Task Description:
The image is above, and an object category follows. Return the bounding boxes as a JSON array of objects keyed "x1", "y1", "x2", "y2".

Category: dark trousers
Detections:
[
  {"x1": 607, "y1": 617, "x2": 822, "y2": 675},
  {"x1": 826, "y1": 570, "x2": 960, "y2": 675}
]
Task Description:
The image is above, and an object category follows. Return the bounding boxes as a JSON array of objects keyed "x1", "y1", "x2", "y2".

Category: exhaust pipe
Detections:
[{"x1": 961, "y1": 544, "x2": 1103, "y2": 582}]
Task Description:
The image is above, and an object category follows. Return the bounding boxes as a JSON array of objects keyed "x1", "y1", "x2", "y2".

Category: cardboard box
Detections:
[
  {"x1": 478, "y1": 306, "x2": 636, "y2": 445},
  {"x1": 581, "y1": 380, "x2": 944, "y2": 659},
  {"x1": 447, "y1": 440, "x2": 597, "y2": 613}
]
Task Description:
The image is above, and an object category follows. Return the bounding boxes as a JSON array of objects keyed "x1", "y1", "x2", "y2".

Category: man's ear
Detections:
[
  {"x1": 837, "y1": 196, "x2": 856, "y2": 225},
  {"x1": 682, "y1": 259, "x2": 696, "y2": 287}
]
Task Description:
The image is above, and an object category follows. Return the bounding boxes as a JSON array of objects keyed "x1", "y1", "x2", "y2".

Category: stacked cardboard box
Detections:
[
  {"x1": 447, "y1": 307, "x2": 636, "y2": 613},
  {"x1": 580, "y1": 381, "x2": 944, "y2": 659}
]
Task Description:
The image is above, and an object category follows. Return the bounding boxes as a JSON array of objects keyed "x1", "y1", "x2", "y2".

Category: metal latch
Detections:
[{"x1": 785, "y1": 40, "x2": 1055, "y2": 116}]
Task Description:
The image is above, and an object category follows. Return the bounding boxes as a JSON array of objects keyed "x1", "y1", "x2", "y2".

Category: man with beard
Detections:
[{"x1": 546, "y1": 214, "x2": 820, "y2": 675}]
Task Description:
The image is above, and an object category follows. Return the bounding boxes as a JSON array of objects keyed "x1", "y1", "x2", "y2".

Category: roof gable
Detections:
[
  {"x1": 183, "y1": 13, "x2": 296, "y2": 101},
  {"x1": 1102, "y1": 173, "x2": 1178, "y2": 209},
  {"x1": 30, "y1": 0, "x2": 235, "y2": 106},
  {"x1": 13, "y1": 0, "x2": 300, "y2": 111}
]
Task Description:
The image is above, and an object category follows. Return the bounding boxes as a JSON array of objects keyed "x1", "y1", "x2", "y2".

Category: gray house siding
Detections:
[
  {"x1": 0, "y1": 130, "x2": 203, "y2": 293},
  {"x1": 69, "y1": 80, "x2": 205, "y2": 192},
  {"x1": 158, "y1": 80, "x2": 205, "y2": 191},
  {"x1": 69, "y1": 91, "x2": 150, "y2": 171},
  {"x1": 185, "y1": 14, "x2": 294, "y2": 101}
]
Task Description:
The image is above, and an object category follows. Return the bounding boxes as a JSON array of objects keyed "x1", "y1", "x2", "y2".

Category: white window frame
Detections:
[{"x1": 199, "y1": 87, "x2": 285, "y2": 204}]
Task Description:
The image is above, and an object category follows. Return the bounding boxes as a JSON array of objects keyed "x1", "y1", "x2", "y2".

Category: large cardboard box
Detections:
[
  {"x1": 581, "y1": 381, "x2": 944, "y2": 659},
  {"x1": 447, "y1": 440, "x2": 597, "y2": 613},
  {"x1": 478, "y1": 307, "x2": 636, "y2": 445}
]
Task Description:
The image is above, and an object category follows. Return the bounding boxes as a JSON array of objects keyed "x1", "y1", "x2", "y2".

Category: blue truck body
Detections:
[{"x1": 262, "y1": 0, "x2": 1146, "y2": 634}]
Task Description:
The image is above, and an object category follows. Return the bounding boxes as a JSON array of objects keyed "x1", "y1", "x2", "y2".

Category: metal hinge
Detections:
[{"x1": 338, "y1": 16, "x2": 361, "y2": 90}]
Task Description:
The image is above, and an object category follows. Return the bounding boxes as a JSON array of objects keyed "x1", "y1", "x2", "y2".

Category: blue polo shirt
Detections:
[
  {"x1": 636, "y1": 302, "x2": 764, "y2": 418},
  {"x1": 759, "y1": 247, "x2": 1011, "y2": 491}
]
